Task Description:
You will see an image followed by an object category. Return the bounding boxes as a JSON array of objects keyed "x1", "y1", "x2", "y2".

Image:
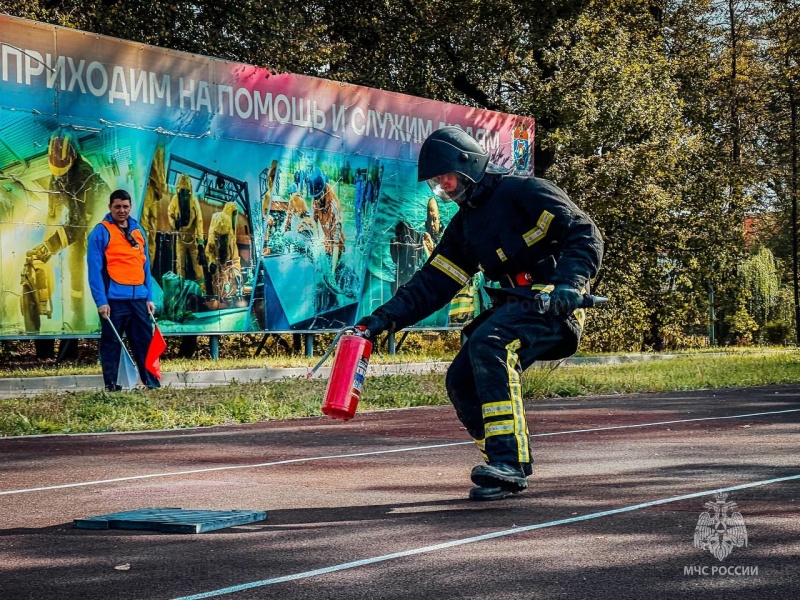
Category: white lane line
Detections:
[
  {"x1": 2, "y1": 407, "x2": 798, "y2": 496},
  {"x1": 0, "y1": 443, "x2": 463, "y2": 496},
  {"x1": 531, "y1": 407, "x2": 800, "y2": 436},
  {"x1": 172, "y1": 472, "x2": 800, "y2": 599}
]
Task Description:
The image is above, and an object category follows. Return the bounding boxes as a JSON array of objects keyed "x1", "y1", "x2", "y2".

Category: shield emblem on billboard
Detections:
[{"x1": 512, "y1": 122, "x2": 531, "y2": 172}]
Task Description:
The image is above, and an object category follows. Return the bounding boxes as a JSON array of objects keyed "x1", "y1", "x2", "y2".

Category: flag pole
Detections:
[{"x1": 103, "y1": 316, "x2": 136, "y2": 366}]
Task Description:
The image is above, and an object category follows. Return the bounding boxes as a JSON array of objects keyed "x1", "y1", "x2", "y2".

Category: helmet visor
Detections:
[{"x1": 426, "y1": 173, "x2": 468, "y2": 204}]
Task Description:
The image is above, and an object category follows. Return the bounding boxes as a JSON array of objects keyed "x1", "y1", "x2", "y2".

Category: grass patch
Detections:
[
  {"x1": 522, "y1": 351, "x2": 800, "y2": 397},
  {"x1": 1, "y1": 351, "x2": 798, "y2": 436}
]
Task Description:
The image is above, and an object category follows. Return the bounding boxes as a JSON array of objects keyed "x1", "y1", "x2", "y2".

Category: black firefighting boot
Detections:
[
  {"x1": 468, "y1": 485, "x2": 516, "y2": 501},
  {"x1": 470, "y1": 462, "x2": 529, "y2": 493}
]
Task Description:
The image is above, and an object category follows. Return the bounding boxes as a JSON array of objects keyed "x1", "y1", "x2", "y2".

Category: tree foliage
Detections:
[
  {"x1": 2, "y1": 0, "x2": 799, "y2": 349},
  {"x1": 739, "y1": 245, "x2": 781, "y2": 321}
]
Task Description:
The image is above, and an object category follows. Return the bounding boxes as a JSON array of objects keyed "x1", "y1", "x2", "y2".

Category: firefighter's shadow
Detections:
[
  {"x1": 235, "y1": 460, "x2": 800, "y2": 534},
  {"x1": 231, "y1": 493, "x2": 526, "y2": 534},
  {"x1": 0, "y1": 493, "x2": 485, "y2": 538}
]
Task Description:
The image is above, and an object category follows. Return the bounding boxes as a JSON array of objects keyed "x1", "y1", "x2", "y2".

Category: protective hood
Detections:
[
  {"x1": 174, "y1": 173, "x2": 194, "y2": 229},
  {"x1": 222, "y1": 201, "x2": 238, "y2": 231},
  {"x1": 175, "y1": 173, "x2": 193, "y2": 193},
  {"x1": 462, "y1": 172, "x2": 504, "y2": 209},
  {"x1": 222, "y1": 201, "x2": 238, "y2": 219},
  {"x1": 214, "y1": 212, "x2": 234, "y2": 236}
]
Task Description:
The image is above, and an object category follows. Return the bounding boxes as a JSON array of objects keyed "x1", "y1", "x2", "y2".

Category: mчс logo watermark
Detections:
[{"x1": 683, "y1": 492, "x2": 758, "y2": 576}]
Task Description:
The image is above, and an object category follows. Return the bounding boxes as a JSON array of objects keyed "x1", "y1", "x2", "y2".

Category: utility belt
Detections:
[
  {"x1": 499, "y1": 256, "x2": 557, "y2": 289},
  {"x1": 490, "y1": 271, "x2": 551, "y2": 304},
  {"x1": 494, "y1": 268, "x2": 588, "y2": 329}
]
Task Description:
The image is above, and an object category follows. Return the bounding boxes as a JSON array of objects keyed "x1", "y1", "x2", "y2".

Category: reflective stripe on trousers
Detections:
[{"x1": 445, "y1": 302, "x2": 575, "y2": 465}]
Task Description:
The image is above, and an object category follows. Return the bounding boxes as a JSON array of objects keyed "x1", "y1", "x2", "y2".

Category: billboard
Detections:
[{"x1": 0, "y1": 15, "x2": 535, "y2": 337}]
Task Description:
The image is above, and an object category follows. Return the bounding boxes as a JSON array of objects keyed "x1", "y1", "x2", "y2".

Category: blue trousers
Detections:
[
  {"x1": 99, "y1": 299, "x2": 160, "y2": 389},
  {"x1": 445, "y1": 299, "x2": 580, "y2": 468}
]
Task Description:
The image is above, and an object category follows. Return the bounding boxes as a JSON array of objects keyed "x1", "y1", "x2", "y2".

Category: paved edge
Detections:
[{"x1": 0, "y1": 353, "x2": 705, "y2": 396}]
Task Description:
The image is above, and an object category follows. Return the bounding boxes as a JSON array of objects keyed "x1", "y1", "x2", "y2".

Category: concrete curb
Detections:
[
  {"x1": 0, "y1": 361, "x2": 457, "y2": 396},
  {"x1": 0, "y1": 353, "x2": 717, "y2": 397}
]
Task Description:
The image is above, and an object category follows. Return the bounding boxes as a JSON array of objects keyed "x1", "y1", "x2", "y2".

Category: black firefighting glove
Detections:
[
  {"x1": 355, "y1": 312, "x2": 392, "y2": 341},
  {"x1": 550, "y1": 284, "x2": 583, "y2": 316}
]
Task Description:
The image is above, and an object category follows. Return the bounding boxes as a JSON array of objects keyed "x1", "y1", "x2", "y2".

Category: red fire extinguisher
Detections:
[{"x1": 308, "y1": 328, "x2": 373, "y2": 421}]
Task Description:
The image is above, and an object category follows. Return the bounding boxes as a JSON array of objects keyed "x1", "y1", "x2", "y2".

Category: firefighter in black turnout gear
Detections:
[{"x1": 357, "y1": 127, "x2": 604, "y2": 501}]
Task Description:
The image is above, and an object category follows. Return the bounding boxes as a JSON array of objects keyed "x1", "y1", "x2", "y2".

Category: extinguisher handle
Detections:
[{"x1": 307, "y1": 326, "x2": 358, "y2": 379}]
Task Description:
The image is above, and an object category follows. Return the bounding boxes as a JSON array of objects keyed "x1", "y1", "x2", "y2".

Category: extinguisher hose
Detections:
[{"x1": 307, "y1": 326, "x2": 356, "y2": 379}]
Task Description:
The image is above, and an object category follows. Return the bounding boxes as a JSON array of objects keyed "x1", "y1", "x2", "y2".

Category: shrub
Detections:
[{"x1": 762, "y1": 320, "x2": 792, "y2": 345}]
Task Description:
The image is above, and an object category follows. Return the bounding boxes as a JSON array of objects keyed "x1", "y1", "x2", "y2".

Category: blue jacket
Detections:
[{"x1": 88, "y1": 213, "x2": 153, "y2": 306}]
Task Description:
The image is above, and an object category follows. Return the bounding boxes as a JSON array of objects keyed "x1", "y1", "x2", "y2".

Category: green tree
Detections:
[
  {"x1": 659, "y1": 0, "x2": 773, "y2": 346},
  {"x1": 0, "y1": 0, "x2": 342, "y2": 74},
  {"x1": 5, "y1": 0, "x2": 797, "y2": 351},
  {"x1": 760, "y1": 0, "x2": 800, "y2": 342},
  {"x1": 525, "y1": 2, "x2": 688, "y2": 350},
  {"x1": 739, "y1": 245, "x2": 781, "y2": 325}
]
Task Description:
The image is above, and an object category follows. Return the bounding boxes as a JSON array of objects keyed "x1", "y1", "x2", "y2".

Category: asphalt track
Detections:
[{"x1": 1, "y1": 385, "x2": 798, "y2": 600}]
